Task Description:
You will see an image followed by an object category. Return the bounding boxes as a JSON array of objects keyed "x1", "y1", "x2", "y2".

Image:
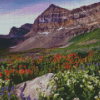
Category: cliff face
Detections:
[
  {"x1": 25, "y1": 2, "x2": 100, "y2": 37},
  {"x1": 9, "y1": 23, "x2": 32, "y2": 38},
  {"x1": 10, "y1": 2, "x2": 100, "y2": 52}
]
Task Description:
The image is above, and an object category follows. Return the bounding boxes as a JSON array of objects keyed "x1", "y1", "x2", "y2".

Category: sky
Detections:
[{"x1": 0, "y1": 0, "x2": 100, "y2": 35}]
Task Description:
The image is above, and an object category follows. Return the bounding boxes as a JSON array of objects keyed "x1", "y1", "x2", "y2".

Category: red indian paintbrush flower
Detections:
[{"x1": 0, "y1": 73, "x2": 2, "y2": 77}]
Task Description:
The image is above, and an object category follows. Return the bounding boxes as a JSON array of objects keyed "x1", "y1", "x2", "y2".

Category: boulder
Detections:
[{"x1": 14, "y1": 73, "x2": 55, "y2": 99}]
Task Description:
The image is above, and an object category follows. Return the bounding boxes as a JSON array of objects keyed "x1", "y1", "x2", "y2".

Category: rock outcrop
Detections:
[
  {"x1": 14, "y1": 73, "x2": 55, "y2": 99},
  {"x1": 9, "y1": 23, "x2": 32, "y2": 38}
]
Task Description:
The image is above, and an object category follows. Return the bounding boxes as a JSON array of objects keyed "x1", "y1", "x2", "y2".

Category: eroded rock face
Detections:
[
  {"x1": 9, "y1": 23, "x2": 32, "y2": 38},
  {"x1": 14, "y1": 73, "x2": 55, "y2": 99},
  {"x1": 26, "y1": 2, "x2": 100, "y2": 36}
]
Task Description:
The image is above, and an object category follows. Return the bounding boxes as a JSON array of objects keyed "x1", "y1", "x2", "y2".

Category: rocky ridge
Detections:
[{"x1": 9, "y1": 23, "x2": 32, "y2": 38}]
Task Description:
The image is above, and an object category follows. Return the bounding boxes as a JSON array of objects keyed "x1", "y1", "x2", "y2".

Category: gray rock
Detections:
[{"x1": 14, "y1": 73, "x2": 55, "y2": 99}]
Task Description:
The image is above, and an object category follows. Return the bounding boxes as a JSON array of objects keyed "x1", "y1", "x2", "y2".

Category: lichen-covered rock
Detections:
[{"x1": 14, "y1": 73, "x2": 55, "y2": 99}]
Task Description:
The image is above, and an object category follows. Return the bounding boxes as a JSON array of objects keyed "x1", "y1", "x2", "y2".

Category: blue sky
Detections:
[{"x1": 0, "y1": 0, "x2": 100, "y2": 35}]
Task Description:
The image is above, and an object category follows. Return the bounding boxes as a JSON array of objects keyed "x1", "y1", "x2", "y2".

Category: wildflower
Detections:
[
  {"x1": 20, "y1": 87, "x2": 23, "y2": 93},
  {"x1": 80, "y1": 84, "x2": 83, "y2": 88},
  {"x1": 55, "y1": 77, "x2": 58, "y2": 80},
  {"x1": 54, "y1": 93, "x2": 59, "y2": 98},
  {"x1": 96, "y1": 63, "x2": 98, "y2": 66},
  {"x1": 82, "y1": 79, "x2": 85, "y2": 82},
  {"x1": 6, "y1": 86, "x2": 9, "y2": 91},
  {"x1": 33, "y1": 98, "x2": 37, "y2": 100},
  {"x1": 82, "y1": 65, "x2": 84, "y2": 69},
  {"x1": 11, "y1": 85, "x2": 15, "y2": 93},
  {"x1": 24, "y1": 65, "x2": 26, "y2": 68},
  {"x1": 8, "y1": 92, "x2": 12, "y2": 98},
  {"x1": 27, "y1": 95, "x2": 31, "y2": 100},
  {"x1": 88, "y1": 85, "x2": 93, "y2": 90},
  {"x1": 94, "y1": 96, "x2": 98, "y2": 99},
  {"x1": 87, "y1": 63, "x2": 90, "y2": 66},
  {"x1": 61, "y1": 98, "x2": 63, "y2": 100},
  {"x1": 7, "y1": 73, "x2": 10, "y2": 77},
  {"x1": 5, "y1": 70, "x2": 8, "y2": 73},
  {"x1": 84, "y1": 74, "x2": 88, "y2": 78},
  {"x1": 19, "y1": 64, "x2": 22, "y2": 69},
  {"x1": 0, "y1": 73, "x2": 2, "y2": 77},
  {"x1": 67, "y1": 79, "x2": 70, "y2": 86},
  {"x1": 20, "y1": 93, "x2": 24, "y2": 98},
  {"x1": 0, "y1": 92, "x2": 3, "y2": 96},
  {"x1": 1, "y1": 87, "x2": 4, "y2": 92},
  {"x1": 95, "y1": 73, "x2": 98, "y2": 76},
  {"x1": 74, "y1": 98, "x2": 79, "y2": 100},
  {"x1": 79, "y1": 67, "x2": 81, "y2": 70}
]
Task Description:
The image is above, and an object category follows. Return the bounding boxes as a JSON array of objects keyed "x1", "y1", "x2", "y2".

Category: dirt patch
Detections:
[
  {"x1": 78, "y1": 39, "x2": 99, "y2": 45},
  {"x1": 59, "y1": 42, "x2": 74, "y2": 48}
]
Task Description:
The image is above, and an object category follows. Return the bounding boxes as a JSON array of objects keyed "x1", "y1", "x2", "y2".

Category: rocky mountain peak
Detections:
[{"x1": 49, "y1": 4, "x2": 57, "y2": 8}]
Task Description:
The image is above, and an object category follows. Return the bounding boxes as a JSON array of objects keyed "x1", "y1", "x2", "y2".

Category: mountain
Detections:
[
  {"x1": 0, "y1": 23, "x2": 32, "y2": 48},
  {"x1": 25, "y1": 4, "x2": 70, "y2": 37},
  {"x1": 9, "y1": 2, "x2": 100, "y2": 52},
  {"x1": 9, "y1": 23, "x2": 32, "y2": 37}
]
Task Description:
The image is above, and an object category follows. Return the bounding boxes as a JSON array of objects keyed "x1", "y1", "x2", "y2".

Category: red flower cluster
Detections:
[{"x1": 0, "y1": 73, "x2": 2, "y2": 78}]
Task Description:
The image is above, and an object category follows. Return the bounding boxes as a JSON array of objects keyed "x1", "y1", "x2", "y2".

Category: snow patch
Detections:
[
  {"x1": 57, "y1": 27, "x2": 64, "y2": 31},
  {"x1": 38, "y1": 32, "x2": 49, "y2": 35},
  {"x1": 10, "y1": 46, "x2": 17, "y2": 48}
]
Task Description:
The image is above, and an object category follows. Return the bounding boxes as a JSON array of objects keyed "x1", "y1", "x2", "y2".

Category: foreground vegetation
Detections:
[{"x1": 0, "y1": 48, "x2": 100, "y2": 99}]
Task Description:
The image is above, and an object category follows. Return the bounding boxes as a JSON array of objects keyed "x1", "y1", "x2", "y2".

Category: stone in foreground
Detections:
[{"x1": 14, "y1": 73, "x2": 55, "y2": 99}]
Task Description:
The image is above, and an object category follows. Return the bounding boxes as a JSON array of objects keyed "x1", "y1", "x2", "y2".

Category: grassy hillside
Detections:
[
  {"x1": 50, "y1": 28, "x2": 100, "y2": 54},
  {"x1": 69, "y1": 28, "x2": 100, "y2": 43}
]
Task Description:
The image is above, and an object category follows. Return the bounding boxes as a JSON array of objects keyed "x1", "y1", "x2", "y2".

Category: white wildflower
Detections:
[
  {"x1": 73, "y1": 79, "x2": 76, "y2": 83},
  {"x1": 72, "y1": 90, "x2": 75, "y2": 93},
  {"x1": 44, "y1": 94, "x2": 46, "y2": 97},
  {"x1": 74, "y1": 98, "x2": 80, "y2": 100},
  {"x1": 54, "y1": 93, "x2": 59, "y2": 98},
  {"x1": 82, "y1": 79, "x2": 85, "y2": 82},
  {"x1": 84, "y1": 74, "x2": 88, "y2": 78},
  {"x1": 95, "y1": 80, "x2": 98, "y2": 84},
  {"x1": 55, "y1": 77, "x2": 58, "y2": 80},
  {"x1": 67, "y1": 79, "x2": 70, "y2": 86},
  {"x1": 80, "y1": 84, "x2": 83, "y2": 88},
  {"x1": 94, "y1": 96, "x2": 98, "y2": 99},
  {"x1": 98, "y1": 92, "x2": 100, "y2": 98},
  {"x1": 67, "y1": 71, "x2": 70, "y2": 74},
  {"x1": 88, "y1": 85, "x2": 93, "y2": 90},
  {"x1": 87, "y1": 81, "x2": 92, "y2": 84},
  {"x1": 61, "y1": 98, "x2": 63, "y2": 100},
  {"x1": 62, "y1": 73, "x2": 64, "y2": 76}
]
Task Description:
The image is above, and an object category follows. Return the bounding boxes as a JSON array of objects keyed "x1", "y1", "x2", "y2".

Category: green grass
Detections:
[
  {"x1": 50, "y1": 28, "x2": 100, "y2": 54},
  {"x1": 69, "y1": 28, "x2": 100, "y2": 43}
]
